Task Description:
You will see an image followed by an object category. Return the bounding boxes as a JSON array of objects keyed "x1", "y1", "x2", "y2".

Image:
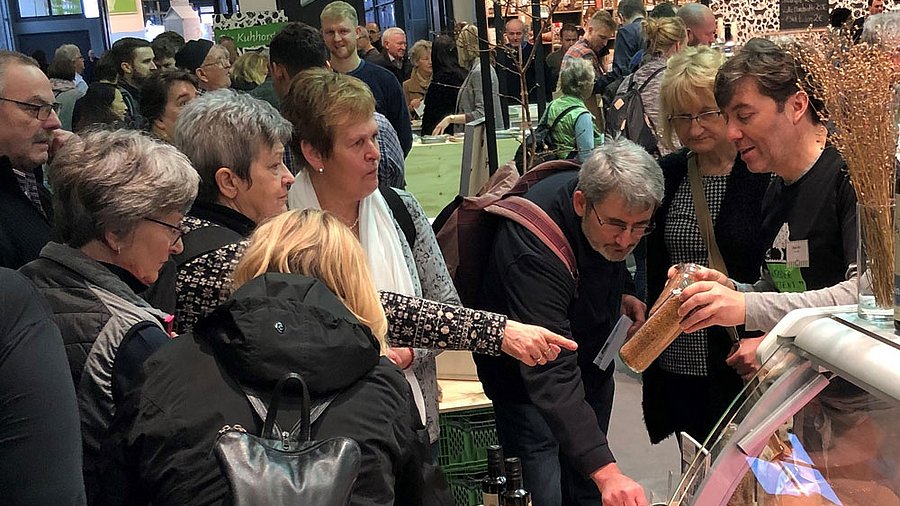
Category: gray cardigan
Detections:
[{"x1": 456, "y1": 60, "x2": 505, "y2": 133}]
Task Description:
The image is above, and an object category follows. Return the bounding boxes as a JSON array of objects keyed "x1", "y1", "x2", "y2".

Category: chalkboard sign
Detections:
[{"x1": 780, "y1": 0, "x2": 829, "y2": 29}]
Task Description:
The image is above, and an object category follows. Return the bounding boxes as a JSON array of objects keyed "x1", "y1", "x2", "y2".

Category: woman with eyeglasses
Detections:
[
  {"x1": 18, "y1": 128, "x2": 199, "y2": 502},
  {"x1": 642, "y1": 46, "x2": 772, "y2": 447}
]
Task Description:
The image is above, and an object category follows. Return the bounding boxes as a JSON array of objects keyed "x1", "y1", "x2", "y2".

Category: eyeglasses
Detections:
[
  {"x1": 202, "y1": 58, "x2": 231, "y2": 69},
  {"x1": 668, "y1": 110, "x2": 722, "y2": 128},
  {"x1": 0, "y1": 97, "x2": 61, "y2": 121},
  {"x1": 144, "y1": 217, "x2": 185, "y2": 246},
  {"x1": 591, "y1": 205, "x2": 655, "y2": 236}
]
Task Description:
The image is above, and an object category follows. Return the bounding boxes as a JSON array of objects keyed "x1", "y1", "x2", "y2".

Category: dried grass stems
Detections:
[{"x1": 792, "y1": 34, "x2": 899, "y2": 306}]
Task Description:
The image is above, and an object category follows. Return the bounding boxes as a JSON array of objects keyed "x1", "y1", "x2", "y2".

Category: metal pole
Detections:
[
  {"x1": 475, "y1": 0, "x2": 499, "y2": 175},
  {"x1": 530, "y1": 0, "x2": 547, "y2": 117}
]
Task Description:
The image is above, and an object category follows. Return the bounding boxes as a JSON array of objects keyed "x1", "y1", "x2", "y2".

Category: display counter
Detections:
[{"x1": 669, "y1": 307, "x2": 900, "y2": 505}]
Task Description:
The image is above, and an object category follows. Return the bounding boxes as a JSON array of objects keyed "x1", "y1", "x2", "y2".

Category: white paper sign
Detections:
[
  {"x1": 594, "y1": 315, "x2": 633, "y2": 371},
  {"x1": 786, "y1": 239, "x2": 810, "y2": 268}
]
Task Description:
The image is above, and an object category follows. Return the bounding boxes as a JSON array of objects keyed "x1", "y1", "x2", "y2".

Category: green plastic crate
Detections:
[
  {"x1": 438, "y1": 407, "x2": 499, "y2": 467},
  {"x1": 443, "y1": 462, "x2": 488, "y2": 506}
]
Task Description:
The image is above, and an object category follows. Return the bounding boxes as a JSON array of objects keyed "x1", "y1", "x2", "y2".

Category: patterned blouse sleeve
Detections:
[{"x1": 379, "y1": 291, "x2": 506, "y2": 356}]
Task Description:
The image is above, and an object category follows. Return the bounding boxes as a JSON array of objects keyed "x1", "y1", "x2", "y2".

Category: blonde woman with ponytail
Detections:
[
  {"x1": 103, "y1": 208, "x2": 445, "y2": 505},
  {"x1": 616, "y1": 16, "x2": 687, "y2": 156}
]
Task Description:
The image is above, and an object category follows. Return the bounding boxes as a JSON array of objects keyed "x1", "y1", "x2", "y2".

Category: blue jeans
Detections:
[{"x1": 492, "y1": 377, "x2": 615, "y2": 506}]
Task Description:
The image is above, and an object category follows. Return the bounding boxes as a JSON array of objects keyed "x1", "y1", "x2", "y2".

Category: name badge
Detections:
[{"x1": 786, "y1": 239, "x2": 810, "y2": 268}]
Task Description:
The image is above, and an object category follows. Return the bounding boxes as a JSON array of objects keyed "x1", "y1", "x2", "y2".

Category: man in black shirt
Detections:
[
  {"x1": 678, "y1": 38, "x2": 857, "y2": 379},
  {"x1": 475, "y1": 138, "x2": 662, "y2": 506}
]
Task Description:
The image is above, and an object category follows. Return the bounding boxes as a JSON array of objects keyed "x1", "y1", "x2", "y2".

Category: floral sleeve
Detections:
[{"x1": 379, "y1": 291, "x2": 505, "y2": 356}]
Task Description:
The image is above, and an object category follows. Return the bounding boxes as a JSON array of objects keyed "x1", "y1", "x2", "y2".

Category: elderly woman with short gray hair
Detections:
[
  {"x1": 19, "y1": 128, "x2": 199, "y2": 501},
  {"x1": 545, "y1": 57, "x2": 604, "y2": 162},
  {"x1": 170, "y1": 88, "x2": 295, "y2": 334}
]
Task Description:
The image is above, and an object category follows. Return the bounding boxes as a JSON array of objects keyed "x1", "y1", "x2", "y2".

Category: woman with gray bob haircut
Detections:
[
  {"x1": 169, "y1": 88, "x2": 296, "y2": 334},
  {"x1": 19, "y1": 128, "x2": 198, "y2": 501},
  {"x1": 577, "y1": 135, "x2": 664, "y2": 211},
  {"x1": 543, "y1": 57, "x2": 604, "y2": 162}
]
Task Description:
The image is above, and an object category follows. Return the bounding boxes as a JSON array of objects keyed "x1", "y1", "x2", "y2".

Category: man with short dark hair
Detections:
[
  {"x1": 853, "y1": 0, "x2": 886, "y2": 41},
  {"x1": 367, "y1": 21, "x2": 383, "y2": 51},
  {"x1": 110, "y1": 37, "x2": 156, "y2": 128},
  {"x1": 369, "y1": 27, "x2": 412, "y2": 83},
  {"x1": 263, "y1": 22, "x2": 406, "y2": 187},
  {"x1": 0, "y1": 51, "x2": 64, "y2": 269},
  {"x1": 320, "y1": 2, "x2": 412, "y2": 156},
  {"x1": 546, "y1": 23, "x2": 580, "y2": 95},
  {"x1": 151, "y1": 32, "x2": 184, "y2": 71},
  {"x1": 679, "y1": 38, "x2": 857, "y2": 378},
  {"x1": 678, "y1": 3, "x2": 718, "y2": 46},
  {"x1": 612, "y1": 0, "x2": 647, "y2": 77},
  {"x1": 475, "y1": 137, "x2": 659, "y2": 506}
]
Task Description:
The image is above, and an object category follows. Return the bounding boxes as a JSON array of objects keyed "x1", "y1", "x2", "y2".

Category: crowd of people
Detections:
[{"x1": 0, "y1": 2, "x2": 897, "y2": 505}]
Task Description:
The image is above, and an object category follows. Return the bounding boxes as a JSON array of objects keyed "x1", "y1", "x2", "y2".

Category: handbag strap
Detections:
[
  {"x1": 244, "y1": 373, "x2": 338, "y2": 445},
  {"x1": 687, "y1": 154, "x2": 740, "y2": 345}
]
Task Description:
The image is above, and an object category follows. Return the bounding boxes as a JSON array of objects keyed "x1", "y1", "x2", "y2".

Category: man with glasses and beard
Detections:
[
  {"x1": 473, "y1": 137, "x2": 659, "y2": 506},
  {"x1": 0, "y1": 51, "x2": 68, "y2": 269}
]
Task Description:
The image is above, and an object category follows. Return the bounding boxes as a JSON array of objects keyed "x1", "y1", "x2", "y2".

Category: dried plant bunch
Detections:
[{"x1": 791, "y1": 33, "x2": 899, "y2": 306}]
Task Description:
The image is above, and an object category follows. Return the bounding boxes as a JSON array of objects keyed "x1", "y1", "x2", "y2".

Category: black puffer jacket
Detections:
[{"x1": 101, "y1": 273, "x2": 440, "y2": 506}]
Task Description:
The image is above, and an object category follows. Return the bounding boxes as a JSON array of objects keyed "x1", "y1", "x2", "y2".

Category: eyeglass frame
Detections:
[
  {"x1": 201, "y1": 57, "x2": 231, "y2": 69},
  {"x1": 0, "y1": 97, "x2": 61, "y2": 121},
  {"x1": 143, "y1": 217, "x2": 185, "y2": 246},
  {"x1": 590, "y1": 204, "x2": 655, "y2": 237},
  {"x1": 668, "y1": 110, "x2": 722, "y2": 128}
]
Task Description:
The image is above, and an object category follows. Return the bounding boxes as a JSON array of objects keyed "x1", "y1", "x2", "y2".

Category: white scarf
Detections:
[{"x1": 288, "y1": 172, "x2": 426, "y2": 422}]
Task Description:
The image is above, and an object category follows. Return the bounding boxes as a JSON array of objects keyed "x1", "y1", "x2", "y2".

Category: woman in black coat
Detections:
[
  {"x1": 643, "y1": 46, "x2": 772, "y2": 445},
  {"x1": 102, "y1": 210, "x2": 446, "y2": 506}
]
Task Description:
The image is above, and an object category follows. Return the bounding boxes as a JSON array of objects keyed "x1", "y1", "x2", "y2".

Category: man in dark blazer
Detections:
[
  {"x1": 368, "y1": 27, "x2": 412, "y2": 83},
  {"x1": 0, "y1": 50, "x2": 69, "y2": 269}
]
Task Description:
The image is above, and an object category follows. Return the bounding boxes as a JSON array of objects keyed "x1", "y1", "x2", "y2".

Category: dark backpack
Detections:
[
  {"x1": 432, "y1": 160, "x2": 580, "y2": 307},
  {"x1": 604, "y1": 66, "x2": 665, "y2": 157},
  {"x1": 514, "y1": 105, "x2": 589, "y2": 173}
]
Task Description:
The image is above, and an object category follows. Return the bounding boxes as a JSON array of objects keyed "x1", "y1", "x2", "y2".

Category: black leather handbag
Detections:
[{"x1": 214, "y1": 373, "x2": 361, "y2": 506}]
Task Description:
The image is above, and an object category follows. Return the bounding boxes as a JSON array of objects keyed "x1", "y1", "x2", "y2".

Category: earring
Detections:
[{"x1": 318, "y1": 167, "x2": 325, "y2": 174}]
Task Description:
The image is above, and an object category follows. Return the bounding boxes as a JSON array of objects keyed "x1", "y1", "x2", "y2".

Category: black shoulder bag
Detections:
[{"x1": 214, "y1": 373, "x2": 362, "y2": 506}]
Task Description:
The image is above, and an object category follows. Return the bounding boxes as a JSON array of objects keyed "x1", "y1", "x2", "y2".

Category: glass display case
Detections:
[{"x1": 668, "y1": 306, "x2": 900, "y2": 506}]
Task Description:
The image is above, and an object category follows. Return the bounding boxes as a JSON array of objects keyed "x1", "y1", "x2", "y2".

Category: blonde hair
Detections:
[
  {"x1": 642, "y1": 17, "x2": 686, "y2": 57},
  {"x1": 409, "y1": 39, "x2": 432, "y2": 66},
  {"x1": 456, "y1": 24, "x2": 479, "y2": 68},
  {"x1": 232, "y1": 209, "x2": 389, "y2": 354},
  {"x1": 231, "y1": 52, "x2": 268, "y2": 86},
  {"x1": 658, "y1": 45, "x2": 724, "y2": 150},
  {"x1": 320, "y1": 0, "x2": 358, "y2": 25}
]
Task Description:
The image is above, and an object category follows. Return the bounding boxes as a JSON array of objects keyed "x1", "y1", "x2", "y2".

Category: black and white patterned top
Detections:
[
  {"x1": 660, "y1": 174, "x2": 729, "y2": 376},
  {"x1": 174, "y1": 215, "x2": 249, "y2": 335}
]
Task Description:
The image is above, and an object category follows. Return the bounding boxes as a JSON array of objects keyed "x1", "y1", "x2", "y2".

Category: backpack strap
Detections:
[
  {"x1": 244, "y1": 377, "x2": 339, "y2": 448},
  {"x1": 636, "y1": 66, "x2": 666, "y2": 94},
  {"x1": 486, "y1": 196, "x2": 578, "y2": 279},
  {"x1": 172, "y1": 224, "x2": 244, "y2": 269},
  {"x1": 510, "y1": 159, "x2": 581, "y2": 195},
  {"x1": 546, "y1": 105, "x2": 583, "y2": 132},
  {"x1": 380, "y1": 186, "x2": 417, "y2": 248}
]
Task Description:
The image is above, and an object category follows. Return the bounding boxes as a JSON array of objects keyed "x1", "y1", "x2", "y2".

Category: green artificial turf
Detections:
[{"x1": 405, "y1": 138, "x2": 521, "y2": 217}]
